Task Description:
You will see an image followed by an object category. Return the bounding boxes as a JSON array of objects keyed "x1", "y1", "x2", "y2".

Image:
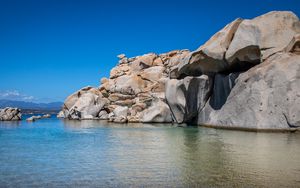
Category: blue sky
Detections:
[{"x1": 0, "y1": 0, "x2": 299, "y2": 102}]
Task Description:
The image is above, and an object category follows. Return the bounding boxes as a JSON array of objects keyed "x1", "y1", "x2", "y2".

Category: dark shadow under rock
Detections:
[{"x1": 209, "y1": 73, "x2": 241, "y2": 110}]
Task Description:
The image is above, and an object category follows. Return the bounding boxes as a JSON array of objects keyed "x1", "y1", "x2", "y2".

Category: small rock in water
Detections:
[
  {"x1": 57, "y1": 111, "x2": 65, "y2": 118},
  {"x1": 26, "y1": 115, "x2": 42, "y2": 122},
  {"x1": 26, "y1": 117, "x2": 35, "y2": 122},
  {"x1": 42, "y1": 114, "x2": 51, "y2": 118},
  {"x1": 33, "y1": 115, "x2": 42, "y2": 119}
]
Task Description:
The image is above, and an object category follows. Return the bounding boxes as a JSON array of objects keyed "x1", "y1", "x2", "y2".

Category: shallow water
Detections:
[{"x1": 0, "y1": 116, "x2": 300, "y2": 187}]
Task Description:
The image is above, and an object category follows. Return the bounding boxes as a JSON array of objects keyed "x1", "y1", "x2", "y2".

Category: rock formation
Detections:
[
  {"x1": 59, "y1": 50, "x2": 190, "y2": 123},
  {"x1": 0, "y1": 107, "x2": 22, "y2": 121},
  {"x1": 60, "y1": 11, "x2": 300, "y2": 130},
  {"x1": 26, "y1": 114, "x2": 51, "y2": 122}
]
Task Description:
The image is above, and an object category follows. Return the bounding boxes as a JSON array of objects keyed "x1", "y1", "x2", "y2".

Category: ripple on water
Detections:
[{"x1": 0, "y1": 119, "x2": 300, "y2": 187}]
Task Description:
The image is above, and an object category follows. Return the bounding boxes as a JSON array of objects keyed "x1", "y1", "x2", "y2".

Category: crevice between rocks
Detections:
[{"x1": 283, "y1": 113, "x2": 299, "y2": 128}]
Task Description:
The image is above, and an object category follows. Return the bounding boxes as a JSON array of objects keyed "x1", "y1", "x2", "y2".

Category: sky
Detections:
[{"x1": 0, "y1": 0, "x2": 300, "y2": 102}]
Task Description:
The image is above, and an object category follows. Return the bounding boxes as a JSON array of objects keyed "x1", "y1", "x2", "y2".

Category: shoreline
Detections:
[
  {"x1": 2, "y1": 114, "x2": 299, "y2": 133},
  {"x1": 57, "y1": 118, "x2": 300, "y2": 133}
]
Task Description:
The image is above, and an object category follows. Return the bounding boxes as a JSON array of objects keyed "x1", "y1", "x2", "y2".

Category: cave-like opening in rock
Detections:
[
  {"x1": 208, "y1": 59, "x2": 261, "y2": 110},
  {"x1": 209, "y1": 72, "x2": 241, "y2": 110}
]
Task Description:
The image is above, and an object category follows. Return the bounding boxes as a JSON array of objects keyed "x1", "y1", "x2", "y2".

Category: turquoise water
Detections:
[{"x1": 1, "y1": 116, "x2": 300, "y2": 187}]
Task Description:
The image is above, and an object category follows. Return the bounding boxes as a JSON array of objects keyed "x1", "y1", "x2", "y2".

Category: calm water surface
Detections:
[{"x1": 0, "y1": 116, "x2": 300, "y2": 187}]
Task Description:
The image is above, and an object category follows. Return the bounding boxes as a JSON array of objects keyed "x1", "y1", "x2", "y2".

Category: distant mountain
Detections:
[{"x1": 0, "y1": 99, "x2": 63, "y2": 112}]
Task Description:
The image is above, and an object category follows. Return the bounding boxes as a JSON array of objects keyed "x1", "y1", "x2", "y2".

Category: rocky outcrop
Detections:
[
  {"x1": 141, "y1": 99, "x2": 172, "y2": 123},
  {"x1": 27, "y1": 114, "x2": 51, "y2": 122},
  {"x1": 199, "y1": 52, "x2": 300, "y2": 129},
  {"x1": 178, "y1": 18, "x2": 243, "y2": 76},
  {"x1": 226, "y1": 11, "x2": 300, "y2": 62},
  {"x1": 166, "y1": 75, "x2": 212, "y2": 123},
  {"x1": 177, "y1": 11, "x2": 300, "y2": 77},
  {"x1": 59, "y1": 86, "x2": 109, "y2": 120},
  {"x1": 42, "y1": 114, "x2": 51, "y2": 118},
  {"x1": 61, "y1": 11, "x2": 300, "y2": 130},
  {"x1": 285, "y1": 34, "x2": 300, "y2": 54},
  {"x1": 26, "y1": 115, "x2": 41, "y2": 122},
  {"x1": 60, "y1": 50, "x2": 188, "y2": 123},
  {"x1": 0, "y1": 107, "x2": 22, "y2": 121}
]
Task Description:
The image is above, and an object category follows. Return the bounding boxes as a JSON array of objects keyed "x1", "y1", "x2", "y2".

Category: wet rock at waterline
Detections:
[
  {"x1": 205, "y1": 53, "x2": 300, "y2": 129},
  {"x1": 42, "y1": 114, "x2": 51, "y2": 118},
  {"x1": 26, "y1": 115, "x2": 52, "y2": 122},
  {"x1": 60, "y1": 11, "x2": 300, "y2": 130},
  {"x1": 61, "y1": 50, "x2": 190, "y2": 122},
  {"x1": 166, "y1": 75, "x2": 212, "y2": 124},
  {"x1": 141, "y1": 99, "x2": 172, "y2": 123}
]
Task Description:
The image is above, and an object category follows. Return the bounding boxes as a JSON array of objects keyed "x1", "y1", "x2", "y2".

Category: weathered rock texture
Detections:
[
  {"x1": 0, "y1": 107, "x2": 22, "y2": 121},
  {"x1": 204, "y1": 53, "x2": 300, "y2": 129},
  {"x1": 60, "y1": 11, "x2": 300, "y2": 130},
  {"x1": 166, "y1": 75, "x2": 212, "y2": 124},
  {"x1": 178, "y1": 11, "x2": 300, "y2": 77},
  {"x1": 59, "y1": 50, "x2": 189, "y2": 123}
]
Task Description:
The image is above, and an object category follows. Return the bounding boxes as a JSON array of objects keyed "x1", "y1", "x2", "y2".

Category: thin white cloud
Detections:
[{"x1": 0, "y1": 90, "x2": 36, "y2": 102}]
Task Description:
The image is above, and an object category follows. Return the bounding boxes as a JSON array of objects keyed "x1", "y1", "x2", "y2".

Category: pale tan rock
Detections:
[
  {"x1": 202, "y1": 18, "x2": 243, "y2": 60},
  {"x1": 226, "y1": 11, "x2": 300, "y2": 62},
  {"x1": 102, "y1": 79, "x2": 114, "y2": 92},
  {"x1": 136, "y1": 93, "x2": 152, "y2": 105},
  {"x1": 117, "y1": 54, "x2": 126, "y2": 59},
  {"x1": 114, "y1": 99, "x2": 134, "y2": 106},
  {"x1": 169, "y1": 66, "x2": 179, "y2": 79},
  {"x1": 98, "y1": 110, "x2": 109, "y2": 120},
  {"x1": 113, "y1": 74, "x2": 149, "y2": 95},
  {"x1": 26, "y1": 117, "x2": 35, "y2": 122},
  {"x1": 165, "y1": 79, "x2": 187, "y2": 123},
  {"x1": 130, "y1": 53, "x2": 157, "y2": 72},
  {"x1": 57, "y1": 111, "x2": 64, "y2": 118},
  {"x1": 139, "y1": 66, "x2": 164, "y2": 82},
  {"x1": 153, "y1": 57, "x2": 163, "y2": 66},
  {"x1": 42, "y1": 114, "x2": 51, "y2": 118},
  {"x1": 63, "y1": 86, "x2": 102, "y2": 110},
  {"x1": 0, "y1": 107, "x2": 22, "y2": 121},
  {"x1": 144, "y1": 78, "x2": 166, "y2": 93},
  {"x1": 178, "y1": 11, "x2": 300, "y2": 77},
  {"x1": 108, "y1": 93, "x2": 135, "y2": 102},
  {"x1": 119, "y1": 58, "x2": 128, "y2": 64},
  {"x1": 165, "y1": 75, "x2": 212, "y2": 123},
  {"x1": 110, "y1": 64, "x2": 130, "y2": 79},
  {"x1": 69, "y1": 93, "x2": 103, "y2": 119},
  {"x1": 141, "y1": 99, "x2": 172, "y2": 123},
  {"x1": 132, "y1": 103, "x2": 147, "y2": 112},
  {"x1": 204, "y1": 52, "x2": 300, "y2": 129},
  {"x1": 60, "y1": 11, "x2": 300, "y2": 129},
  {"x1": 61, "y1": 86, "x2": 107, "y2": 119},
  {"x1": 285, "y1": 34, "x2": 300, "y2": 54},
  {"x1": 100, "y1": 77, "x2": 109, "y2": 84},
  {"x1": 114, "y1": 116, "x2": 127, "y2": 123},
  {"x1": 113, "y1": 106, "x2": 128, "y2": 118},
  {"x1": 167, "y1": 50, "x2": 190, "y2": 67},
  {"x1": 100, "y1": 89, "x2": 109, "y2": 98},
  {"x1": 127, "y1": 115, "x2": 140, "y2": 123},
  {"x1": 178, "y1": 18, "x2": 242, "y2": 75},
  {"x1": 107, "y1": 105, "x2": 118, "y2": 113},
  {"x1": 167, "y1": 50, "x2": 179, "y2": 57}
]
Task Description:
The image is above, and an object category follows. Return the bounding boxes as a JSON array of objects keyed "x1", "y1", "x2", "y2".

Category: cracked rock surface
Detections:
[
  {"x1": 60, "y1": 11, "x2": 300, "y2": 130},
  {"x1": 0, "y1": 107, "x2": 22, "y2": 121}
]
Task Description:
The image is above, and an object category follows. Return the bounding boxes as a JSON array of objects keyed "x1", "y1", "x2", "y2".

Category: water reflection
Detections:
[
  {"x1": 0, "y1": 119, "x2": 300, "y2": 187},
  {"x1": 61, "y1": 119, "x2": 175, "y2": 129},
  {"x1": 0, "y1": 120, "x2": 21, "y2": 128}
]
